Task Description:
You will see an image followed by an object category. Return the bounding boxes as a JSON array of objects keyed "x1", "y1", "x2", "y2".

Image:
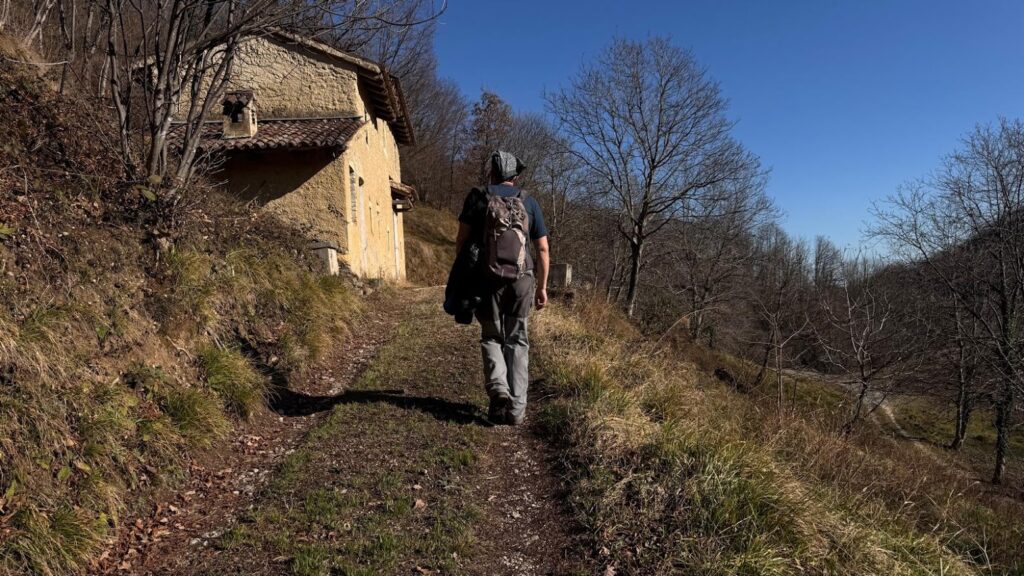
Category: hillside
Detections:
[
  {"x1": 402, "y1": 206, "x2": 459, "y2": 286},
  {"x1": 1, "y1": 39, "x2": 1022, "y2": 576},
  {"x1": 0, "y1": 49, "x2": 362, "y2": 575},
  {"x1": 532, "y1": 298, "x2": 1023, "y2": 574}
]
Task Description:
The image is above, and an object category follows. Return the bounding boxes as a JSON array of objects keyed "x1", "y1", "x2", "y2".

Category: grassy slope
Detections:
[
  {"x1": 890, "y1": 396, "x2": 1024, "y2": 483},
  {"x1": 532, "y1": 295, "x2": 1023, "y2": 575},
  {"x1": 0, "y1": 52, "x2": 359, "y2": 574},
  {"x1": 403, "y1": 206, "x2": 458, "y2": 286}
]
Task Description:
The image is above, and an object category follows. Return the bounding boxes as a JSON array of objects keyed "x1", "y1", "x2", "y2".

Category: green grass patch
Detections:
[
  {"x1": 160, "y1": 387, "x2": 231, "y2": 446},
  {"x1": 199, "y1": 346, "x2": 268, "y2": 420}
]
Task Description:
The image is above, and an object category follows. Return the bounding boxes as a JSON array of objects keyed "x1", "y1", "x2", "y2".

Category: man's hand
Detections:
[
  {"x1": 534, "y1": 236, "x2": 550, "y2": 311},
  {"x1": 535, "y1": 287, "x2": 548, "y2": 310}
]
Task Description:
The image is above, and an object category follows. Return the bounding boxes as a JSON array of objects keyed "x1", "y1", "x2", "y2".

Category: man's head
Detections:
[{"x1": 488, "y1": 150, "x2": 527, "y2": 185}]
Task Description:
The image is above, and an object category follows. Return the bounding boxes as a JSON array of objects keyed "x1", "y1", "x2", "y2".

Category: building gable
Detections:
[
  {"x1": 226, "y1": 32, "x2": 414, "y2": 145},
  {"x1": 228, "y1": 36, "x2": 365, "y2": 119}
]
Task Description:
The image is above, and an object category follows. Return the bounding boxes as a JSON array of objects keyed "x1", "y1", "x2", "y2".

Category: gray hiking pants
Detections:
[{"x1": 476, "y1": 272, "x2": 534, "y2": 419}]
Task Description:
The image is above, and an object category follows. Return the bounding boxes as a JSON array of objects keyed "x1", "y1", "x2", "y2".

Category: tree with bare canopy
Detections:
[
  {"x1": 873, "y1": 118, "x2": 1024, "y2": 485},
  {"x1": 546, "y1": 37, "x2": 759, "y2": 317},
  {"x1": 9, "y1": 0, "x2": 445, "y2": 196}
]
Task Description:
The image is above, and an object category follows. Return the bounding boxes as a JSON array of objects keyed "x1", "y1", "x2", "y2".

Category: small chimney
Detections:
[{"x1": 222, "y1": 90, "x2": 257, "y2": 139}]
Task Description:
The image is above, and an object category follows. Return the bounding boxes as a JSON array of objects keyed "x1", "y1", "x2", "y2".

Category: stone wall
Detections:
[
  {"x1": 177, "y1": 36, "x2": 366, "y2": 119},
  {"x1": 340, "y1": 120, "x2": 406, "y2": 280},
  {"x1": 217, "y1": 148, "x2": 349, "y2": 252}
]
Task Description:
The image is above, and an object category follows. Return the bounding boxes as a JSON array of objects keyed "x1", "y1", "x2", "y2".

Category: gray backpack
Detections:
[{"x1": 482, "y1": 187, "x2": 531, "y2": 280}]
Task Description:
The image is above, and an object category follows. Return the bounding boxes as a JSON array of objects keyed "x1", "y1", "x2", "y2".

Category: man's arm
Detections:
[
  {"x1": 455, "y1": 222, "x2": 471, "y2": 255},
  {"x1": 534, "y1": 236, "x2": 550, "y2": 309}
]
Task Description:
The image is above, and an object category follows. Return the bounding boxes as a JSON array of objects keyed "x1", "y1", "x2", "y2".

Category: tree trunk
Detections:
[
  {"x1": 753, "y1": 328, "x2": 774, "y2": 388},
  {"x1": 991, "y1": 389, "x2": 1012, "y2": 484},
  {"x1": 950, "y1": 300, "x2": 973, "y2": 451},
  {"x1": 845, "y1": 381, "x2": 869, "y2": 432},
  {"x1": 949, "y1": 380, "x2": 972, "y2": 450},
  {"x1": 775, "y1": 343, "x2": 784, "y2": 409},
  {"x1": 624, "y1": 239, "x2": 643, "y2": 318}
]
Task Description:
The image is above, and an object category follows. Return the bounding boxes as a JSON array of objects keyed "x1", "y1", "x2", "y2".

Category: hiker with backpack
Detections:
[{"x1": 452, "y1": 150, "x2": 549, "y2": 426}]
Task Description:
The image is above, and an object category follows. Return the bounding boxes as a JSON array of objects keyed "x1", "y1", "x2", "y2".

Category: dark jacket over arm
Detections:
[{"x1": 443, "y1": 240, "x2": 483, "y2": 324}]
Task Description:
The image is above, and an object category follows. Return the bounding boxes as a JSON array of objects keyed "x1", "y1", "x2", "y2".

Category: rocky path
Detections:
[{"x1": 107, "y1": 287, "x2": 585, "y2": 575}]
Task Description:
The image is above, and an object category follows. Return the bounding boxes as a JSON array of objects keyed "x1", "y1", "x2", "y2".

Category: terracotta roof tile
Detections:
[{"x1": 170, "y1": 117, "x2": 365, "y2": 152}]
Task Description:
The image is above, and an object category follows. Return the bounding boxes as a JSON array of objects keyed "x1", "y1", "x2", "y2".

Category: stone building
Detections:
[{"x1": 175, "y1": 31, "x2": 416, "y2": 280}]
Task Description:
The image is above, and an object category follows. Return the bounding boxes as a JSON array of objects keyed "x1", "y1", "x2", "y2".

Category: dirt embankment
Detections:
[{"x1": 0, "y1": 48, "x2": 364, "y2": 576}]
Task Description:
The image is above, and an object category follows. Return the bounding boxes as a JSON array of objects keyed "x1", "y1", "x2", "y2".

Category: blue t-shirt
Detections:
[{"x1": 458, "y1": 185, "x2": 549, "y2": 241}]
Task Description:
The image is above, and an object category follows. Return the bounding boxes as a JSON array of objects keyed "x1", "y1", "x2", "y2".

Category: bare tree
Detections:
[
  {"x1": 747, "y1": 224, "x2": 811, "y2": 405},
  {"x1": 401, "y1": 74, "x2": 469, "y2": 207},
  {"x1": 23, "y1": 0, "x2": 58, "y2": 46},
  {"x1": 546, "y1": 37, "x2": 758, "y2": 317},
  {"x1": 812, "y1": 236, "x2": 844, "y2": 291},
  {"x1": 872, "y1": 118, "x2": 1024, "y2": 484},
  {"x1": 465, "y1": 90, "x2": 514, "y2": 182},
  {"x1": 652, "y1": 172, "x2": 775, "y2": 345},
  {"x1": 812, "y1": 257, "x2": 921, "y2": 430},
  {"x1": 946, "y1": 291, "x2": 985, "y2": 450},
  {"x1": 528, "y1": 136, "x2": 588, "y2": 250}
]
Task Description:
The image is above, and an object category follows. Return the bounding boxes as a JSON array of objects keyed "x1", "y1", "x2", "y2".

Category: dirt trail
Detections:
[
  {"x1": 107, "y1": 287, "x2": 584, "y2": 575},
  {"x1": 94, "y1": 289, "x2": 409, "y2": 575},
  {"x1": 783, "y1": 369, "x2": 950, "y2": 466}
]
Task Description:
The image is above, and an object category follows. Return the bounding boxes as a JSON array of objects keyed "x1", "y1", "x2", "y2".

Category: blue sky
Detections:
[{"x1": 433, "y1": 0, "x2": 1024, "y2": 249}]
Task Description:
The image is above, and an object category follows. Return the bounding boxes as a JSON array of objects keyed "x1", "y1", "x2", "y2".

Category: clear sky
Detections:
[{"x1": 433, "y1": 0, "x2": 1024, "y2": 249}]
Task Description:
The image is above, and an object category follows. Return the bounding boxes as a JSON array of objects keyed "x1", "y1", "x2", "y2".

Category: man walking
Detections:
[{"x1": 455, "y1": 150, "x2": 549, "y2": 425}]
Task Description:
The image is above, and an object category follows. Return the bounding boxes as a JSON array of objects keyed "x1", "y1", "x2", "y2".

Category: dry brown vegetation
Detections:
[
  {"x1": 0, "y1": 55, "x2": 359, "y2": 575},
  {"x1": 402, "y1": 206, "x2": 458, "y2": 286},
  {"x1": 533, "y1": 292, "x2": 1023, "y2": 575}
]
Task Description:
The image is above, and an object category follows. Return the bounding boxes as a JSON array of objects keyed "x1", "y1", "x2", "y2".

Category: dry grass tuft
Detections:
[{"x1": 199, "y1": 346, "x2": 269, "y2": 420}]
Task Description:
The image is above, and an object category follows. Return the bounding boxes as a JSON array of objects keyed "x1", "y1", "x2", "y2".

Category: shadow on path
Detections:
[
  {"x1": 237, "y1": 336, "x2": 489, "y2": 426},
  {"x1": 270, "y1": 386, "x2": 490, "y2": 426}
]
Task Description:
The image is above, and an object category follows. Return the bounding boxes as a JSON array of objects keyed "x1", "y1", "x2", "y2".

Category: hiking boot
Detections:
[
  {"x1": 506, "y1": 411, "x2": 525, "y2": 426},
  {"x1": 487, "y1": 394, "x2": 512, "y2": 425}
]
